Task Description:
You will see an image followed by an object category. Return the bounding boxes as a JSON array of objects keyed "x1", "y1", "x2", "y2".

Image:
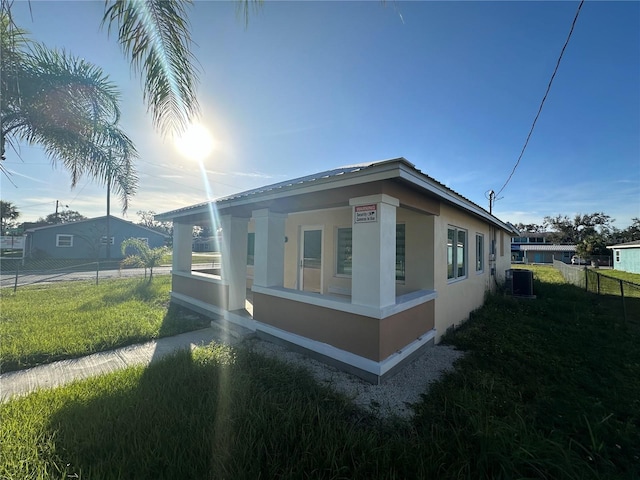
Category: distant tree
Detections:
[
  {"x1": 193, "y1": 225, "x2": 214, "y2": 238},
  {"x1": 121, "y1": 237, "x2": 168, "y2": 282},
  {"x1": 0, "y1": 200, "x2": 19, "y2": 235},
  {"x1": 543, "y1": 213, "x2": 612, "y2": 245},
  {"x1": 544, "y1": 212, "x2": 613, "y2": 258},
  {"x1": 38, "y1": 209, "x2": 87, "y2": 225},
  {"x1": 575, "y1": 234, "x2": 608, "y2": 260},
  {"x1": 615, "y1": 218, "x2": 640, "y2": 243},
  {"x1": 137, "y1": 210, "x2": 157, "y2": 228},
  {"x1": 136, "y1": 210, "x2": 172, "y2": 235},
  {"x1": 513, "y1": 222, "x2": 544, "y2": 233}
]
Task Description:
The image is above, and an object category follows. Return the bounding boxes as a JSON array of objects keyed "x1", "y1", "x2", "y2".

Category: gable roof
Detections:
[
  {"x1": 24, "y1": 215, "x2": 169, "y2": 238},
  {"x1": 157, "y1": 158, "x2": 518, "y2": 234}
]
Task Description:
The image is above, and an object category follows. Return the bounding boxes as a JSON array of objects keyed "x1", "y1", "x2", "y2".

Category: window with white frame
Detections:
[
  {"x1": 476, "y1": 233, "x2": 484, "y2": 272},
  {"x1": 447, "y1": 226, "x2": 467, "y2": 280},
  {"x1": 56, "y1": 234, "x2": 73, "y2": 247},
  {"x1": 336, "y1": 225, "x2": 405, "y2": 281},
  {"x1": 100, "y1": 236, "x2": 115, "y2": 245}
]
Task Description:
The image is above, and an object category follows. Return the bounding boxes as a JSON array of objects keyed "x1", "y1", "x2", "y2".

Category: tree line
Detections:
[{"x1": 514, "y1": 212, "x2": 640, "y2": 258}]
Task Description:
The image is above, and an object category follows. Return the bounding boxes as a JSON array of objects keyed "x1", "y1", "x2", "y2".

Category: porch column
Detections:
[
  {"x1": 349, "y1": 194, "x2": 399, "y2": 309},
  {"x1": 172, "y1": 222, "x2": 193, "y2": 272},
  {"x1": 252, "y1": 209, "x2": 287, "y2": 288},
  {"x1": 220, "y1": 215, "x2": 249, "y2": 310}
]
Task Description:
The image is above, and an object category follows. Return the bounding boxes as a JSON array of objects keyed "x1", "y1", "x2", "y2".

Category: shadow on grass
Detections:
[{"x1": 43, "y1": 345, "x2": 404, "y2": 480}]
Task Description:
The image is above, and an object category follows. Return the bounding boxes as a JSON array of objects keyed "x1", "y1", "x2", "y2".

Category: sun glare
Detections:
[{"x1": 174, "y1": 123, "x2": 216, "y2": 161}]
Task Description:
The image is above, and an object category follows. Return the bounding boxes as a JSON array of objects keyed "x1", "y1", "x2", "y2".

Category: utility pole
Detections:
[
  {"x1": 488, "y1": 190, "x2": 495, "y2": 215},
  {"x1": 55, "y1": 200, "x2": 68, "y2": 222}
]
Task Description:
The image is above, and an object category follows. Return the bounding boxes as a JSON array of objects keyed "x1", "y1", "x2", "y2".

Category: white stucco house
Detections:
[{"x1": 156, "y1": 158, "x2": 517, "y2": 383}]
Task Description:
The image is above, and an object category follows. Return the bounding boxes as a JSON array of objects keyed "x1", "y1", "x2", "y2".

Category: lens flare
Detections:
[{"x1": 174, "y1": 123, "x2": 215, "y2": 161}]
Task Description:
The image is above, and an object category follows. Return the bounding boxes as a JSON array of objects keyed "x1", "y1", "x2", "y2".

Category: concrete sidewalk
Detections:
[{"x1": 0, "y1": 323, "x2": 252, "y2": 403}]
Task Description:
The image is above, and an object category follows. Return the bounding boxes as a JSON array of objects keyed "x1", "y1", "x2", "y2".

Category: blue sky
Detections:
[{"x1": 3, "y1": 1, "x2": 639, "y2": 228}]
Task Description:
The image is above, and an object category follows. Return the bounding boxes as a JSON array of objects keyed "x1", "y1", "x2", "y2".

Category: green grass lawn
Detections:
[
  {"x1": 1, "y1": 266, "x2": 638, "y2": 479},
  {"x1": 0, "y1": 277, "x2": 210, "y2": 373},
  {"x1": 592, "y1": 268, "x2": 640, "y2": 285}
]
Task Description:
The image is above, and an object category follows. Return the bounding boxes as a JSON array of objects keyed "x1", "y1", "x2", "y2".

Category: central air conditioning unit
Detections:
[{"x1": 505, "y1": 269, "x2": 536, "y2": 298}]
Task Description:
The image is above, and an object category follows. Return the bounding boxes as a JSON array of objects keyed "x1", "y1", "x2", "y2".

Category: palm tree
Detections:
[
  {"x1": 2, "y1": 0, "x2": 201, "y2": 139},
  {"x1": 1, "y1": 14, "x2": 138, "y2": 211},
  {"x1": 121, "y1": 237, "x2": 169, "y2": 282},
  {"x1": 0, "y1": 200, "x2": 20, "y2": 236}
]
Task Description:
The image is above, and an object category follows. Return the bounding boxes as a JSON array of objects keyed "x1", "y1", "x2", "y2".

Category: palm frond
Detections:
[
  {"x1": 1, "y1": 19, "x2": 139, "y2": 212},
  {"x1": 102, "y1": 0, "x2": 199, "y2": 137}
]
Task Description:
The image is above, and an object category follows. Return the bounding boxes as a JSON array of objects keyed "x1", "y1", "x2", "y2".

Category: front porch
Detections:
[
  {"x1": 167, "y1": 190, "x2": 440, "y2": 383},
  {"x1": 170, "y1": 272, "x2": 437, "y2": 383}
]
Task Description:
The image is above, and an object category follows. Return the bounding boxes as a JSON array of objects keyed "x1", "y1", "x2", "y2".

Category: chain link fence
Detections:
[
  {"x1": 553, "y1": 260, "x2": 640, "y2": 325},
  {"x1": 0, "y1": 257, "x2": 171, "y2": 291}
]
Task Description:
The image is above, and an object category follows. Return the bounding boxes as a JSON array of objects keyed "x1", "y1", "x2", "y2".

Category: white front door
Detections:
[{"x1": 299, "y1": 227, "x2": 322, "y2": 293}]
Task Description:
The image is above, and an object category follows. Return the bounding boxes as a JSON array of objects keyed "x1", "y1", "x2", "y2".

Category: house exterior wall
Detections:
[
  {"x1": 432, "y1": 203, "x2": 510, "y2": 341},
  {"x1": 613, "y1": 247, "x2": 640, "y2": 274},
  {"x1": 26, "y1": 218, "x2": 166, "y2": 260}
]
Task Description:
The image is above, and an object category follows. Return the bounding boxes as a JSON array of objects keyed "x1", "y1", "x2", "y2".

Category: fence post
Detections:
[
  {"x1": 585, "y1": 268, "x2": 588, "y2": 292},
  {"x1": 96, "y1": 261, "x2": 99, "y2": 286},
  {"x1": 620, "y1": 280, "x2": 627, "y2": 325}
]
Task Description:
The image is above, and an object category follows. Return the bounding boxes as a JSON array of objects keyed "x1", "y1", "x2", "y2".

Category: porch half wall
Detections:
[
  {"x1": 172, "y1": 272, "x2": 229, "y2": 310},
  {"x1": 252, "y1": 291, "x2": 435, "y2": 362}
]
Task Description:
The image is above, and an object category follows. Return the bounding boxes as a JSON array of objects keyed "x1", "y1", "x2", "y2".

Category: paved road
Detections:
[
  {"x1": 0, "y1": 263, "x2": 219, "y2": 289},
  {"x1": 0, "y1": 266, "x2": 172, "y2": 288}
]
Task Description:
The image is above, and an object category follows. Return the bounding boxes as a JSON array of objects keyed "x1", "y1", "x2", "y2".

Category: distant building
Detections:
[
  {"x1": 607, "y1": 240, "x2": 640, "y2": 274},
  {"x1": 24, "y1": 215, "x2": 169, "y2": 260},
  {"x1": 510, "y1": 232, "x2": 575, "y2": 264}
]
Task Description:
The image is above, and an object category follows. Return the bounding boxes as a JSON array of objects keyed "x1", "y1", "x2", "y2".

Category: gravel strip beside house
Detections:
[{"x1": 246, "y1": 337, "x2": 465, "y2": 420}]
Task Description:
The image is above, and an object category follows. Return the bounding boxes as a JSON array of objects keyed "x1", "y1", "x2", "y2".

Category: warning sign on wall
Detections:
[{"x1": 354, "y1": 204, "x2": 377, "y2": 223}]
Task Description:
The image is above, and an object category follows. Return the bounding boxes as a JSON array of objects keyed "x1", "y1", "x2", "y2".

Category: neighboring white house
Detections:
[
  {"x1": 510, "y1": 232, "x2": 576, "y2": 264},
  {"x1": 156, "y1": 158, "x2": 517, "y2": 383}
]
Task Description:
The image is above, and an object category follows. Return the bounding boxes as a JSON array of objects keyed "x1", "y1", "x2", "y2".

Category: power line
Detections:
[{"x1": 495, "y1": 0, "x2": 585, "y2": 199}]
